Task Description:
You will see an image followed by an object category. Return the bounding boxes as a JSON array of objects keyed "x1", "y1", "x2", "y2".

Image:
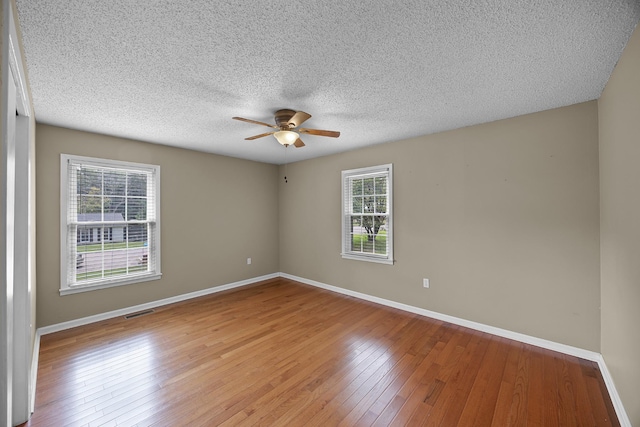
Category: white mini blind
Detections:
[
  {"x1": 341, "y1": 164, "x2": 393, "y2": 264},
  {"x1": 61, "y1": 155, "x2": 161, "y2": 293}
]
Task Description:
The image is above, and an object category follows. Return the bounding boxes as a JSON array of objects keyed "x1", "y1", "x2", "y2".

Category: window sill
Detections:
[
  {"x1": 341, "y1": 253, "x2": 394, "y2": 265},
  {"x1": 60, "y1": 272, "x2": 162, "y2": 295}
]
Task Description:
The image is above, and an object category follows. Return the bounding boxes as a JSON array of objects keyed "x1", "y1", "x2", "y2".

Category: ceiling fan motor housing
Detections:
[{"x1": 274, "y1": 109, "x2": 297, "y2": 129}]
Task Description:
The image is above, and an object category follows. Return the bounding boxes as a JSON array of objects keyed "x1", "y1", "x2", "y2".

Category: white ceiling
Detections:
[{"x1": 15, "y1": 1, "x2": 640, "y2": 165}]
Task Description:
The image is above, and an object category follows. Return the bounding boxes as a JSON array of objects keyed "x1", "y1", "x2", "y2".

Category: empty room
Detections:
[{"x1": 2, "y1": 0, "x2": 640, "y2": 426}]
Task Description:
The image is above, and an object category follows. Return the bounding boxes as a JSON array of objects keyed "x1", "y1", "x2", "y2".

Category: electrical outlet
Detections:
[
  {"x1": 247, "y1": 258, "x2": 252, "y2": 265},
  {"x1": 423, "y1": 278, "x2": 430, "y2": 288}
]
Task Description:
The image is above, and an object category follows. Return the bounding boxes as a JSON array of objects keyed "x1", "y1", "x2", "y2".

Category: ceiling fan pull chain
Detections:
[{"x1": 284, "y1": 146, "x2": 288, "y2": 183}]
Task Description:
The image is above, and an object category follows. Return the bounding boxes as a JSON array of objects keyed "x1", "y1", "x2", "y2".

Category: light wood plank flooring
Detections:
[{"x1": 20, "y1": 278, "x2": 619, "y2": 426}]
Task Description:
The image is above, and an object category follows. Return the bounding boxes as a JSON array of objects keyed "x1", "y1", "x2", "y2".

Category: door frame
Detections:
[{"x1": 2, "y1": 0, "x2": 34, "y2": 424}]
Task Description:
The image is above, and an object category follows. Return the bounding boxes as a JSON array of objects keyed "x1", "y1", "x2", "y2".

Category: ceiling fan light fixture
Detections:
[{"x1": 274, "y1": 130, "x2": 299, "y2": 146}]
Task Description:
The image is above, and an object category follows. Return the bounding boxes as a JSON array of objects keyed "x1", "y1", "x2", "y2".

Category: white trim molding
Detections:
[
  {"x1": 280, "y1": 272, "x2": 631, "y2": 426},
  {"x1": 595, "y1": 355, "x2": 632, "y2": 427},
  {"x1": 34, "y1": 271, "x2": 630, "y2": 426},
  {"x1": 3, "y1": 1, "x2": 35, "y2": 424},
  {"x1": 39, "y1": 273, "x2": 279, "y2": 335},
  {"x1": 30, "y1": 333, "x2": 40, "y2": 414},
  {"x1": 280, "y1": 273, "x2": 599, "y2": 360}
]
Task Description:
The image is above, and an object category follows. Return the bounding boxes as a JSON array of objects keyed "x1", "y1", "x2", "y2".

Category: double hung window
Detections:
[
  {"x1": 341, "y1": 164, "x2": 393, "y2": 264},
  {"x1": 60, "y1": 154, "x2": 161, "y2": 294}
]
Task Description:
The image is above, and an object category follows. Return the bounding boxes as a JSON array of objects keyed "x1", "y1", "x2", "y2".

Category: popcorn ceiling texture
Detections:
[{"x1": 15, "y1": 0, "x2": 640, "y2": 164}]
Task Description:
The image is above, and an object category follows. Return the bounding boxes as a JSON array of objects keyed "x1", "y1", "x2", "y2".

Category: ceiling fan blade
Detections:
[
  {"x1": 288, "y1": 111, "x2": 312, "y2": 128},
  {"x1": 245, "y1": 131, "x2": 275, "y2": 140},
  {"x1": 298, "y1": 128, "x2": 340, "y2": 138},
  {"x1": 232, "y1": 117, "x2": 278, "y2": 128},
  {"x1": 293, "y1": 138, "x2": 305, "y2": 148}
]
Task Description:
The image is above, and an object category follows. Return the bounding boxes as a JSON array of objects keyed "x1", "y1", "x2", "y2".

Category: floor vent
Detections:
[{"x1": 124, "y1": 309, "x2": 155, "y2": 319}]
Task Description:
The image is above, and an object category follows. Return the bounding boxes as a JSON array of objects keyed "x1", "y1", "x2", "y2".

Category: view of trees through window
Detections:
[{"x1": 349, "y1": 175, "x2": 388, "y2": 255}]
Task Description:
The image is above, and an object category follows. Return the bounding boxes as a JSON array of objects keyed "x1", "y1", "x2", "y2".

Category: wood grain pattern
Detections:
[{"x1": 19, "y1": 278, "x2": 619, "y2": 426}]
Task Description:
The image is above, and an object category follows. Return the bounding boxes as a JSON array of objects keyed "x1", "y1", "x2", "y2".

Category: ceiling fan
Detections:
[{"x1": 232, "y1": 109, "x2": 340, "y2": 148}]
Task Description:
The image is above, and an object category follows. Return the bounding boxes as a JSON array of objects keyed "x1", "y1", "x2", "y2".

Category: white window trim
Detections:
[
  {"x1": 60, "y1": 154, "x2": 162, "y2": 295},
  {"x1": 341, "y1": 163, "x2": 394, "y2": 265}
]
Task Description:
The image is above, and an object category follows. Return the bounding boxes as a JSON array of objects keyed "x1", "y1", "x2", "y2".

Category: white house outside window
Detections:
[
  {"x1": 341, "y1": 164, "x2": 393, "y2": 264},
  {"x1": 60, "y1": 154, "x2": 161, "y2": 295}
]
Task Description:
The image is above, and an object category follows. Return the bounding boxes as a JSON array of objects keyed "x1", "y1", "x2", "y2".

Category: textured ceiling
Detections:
[{"x1": 15, "y1": 0, "x2": 640, "y2": 165}]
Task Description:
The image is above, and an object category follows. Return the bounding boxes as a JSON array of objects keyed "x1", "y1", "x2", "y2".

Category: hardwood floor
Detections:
[{"x1": 20, "y1": 278, "x2": 619, "y2": 426}]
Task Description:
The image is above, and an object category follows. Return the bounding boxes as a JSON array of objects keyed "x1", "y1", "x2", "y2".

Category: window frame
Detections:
[
  {"x1": 341, "y1": 163, "x2": 394, "y2": 264},
  {"x1": 60, "y1": 154, "x2": 162, "y2": 295}
]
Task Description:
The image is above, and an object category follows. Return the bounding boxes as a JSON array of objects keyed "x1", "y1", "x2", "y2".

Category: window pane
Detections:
[
  {"x1": 127, "y1": 198, "x2": 147, "y2": 221},
  {"x1": 354, "y1": 214, "x2": 377, "y2": 254},
  {"x1": 128, "y1": 248, "x2": 148, "y2": 273},
  {"x1": 352, "y1": 196, "x2": 362, "y2": 214},
  {"x1": 361, "y1": 233, "x2": 374, "y2": 253},
  {"x1": 104, "y1": 226, "x2": 121, "y2": 242},
  {"x1": 351, "y1": 233, "x2": 362, "y2": 252},
  {"x1": 363, "y1": 178, "x2": 374, "y2": 195},
  {"x1": 374, "y1": 216, "x2": 387, "y2": 255},
  {"x1": 103, "y1": 248, "x2": 127, "y2": 273},
  {"x1": 76, "y1": 224, "x2": 116, "y2": 282},
  {"x1": 77, "y1": 167, "x2": 102, "y2": 196},
  {"x1": 351, "y1": 215, "x2": 361, "y2": 227},
  {"x1": 76, "y1": 225, "x2": 95, "y2": 246},
  {"x1": 374, "y1": 176, "x2": 386, "y2": 194},
  {"x1": 351, "y1": 178, "x2": 363, "y2": 196},
  {"x1": 128, "y1": 224, "x2": 147, "y2": 243},
  {"x1": 128, "y1": 173, "x2": 148, "y2": 197},
  {"x1": 350, "y1": 216, "x2": 362, "y2": 233},
  {"x1": 350, "y1": 216, "x2": 362, "y2": 252},
  {"x1": 105, "y1": 196, "x2": 126, "y2": 220},
  {"x1": 77, "y1": 196, "x2": 102, "y2": 218},
  {"x1": 363, "y1": 196, "x2": 374, "y2": 213},
  {"x1": 375, "y1": 196, "x2": 387, "y2": 213},
  {"x1": 103, "y1": 170, "x2": 126, "y2": 196}
]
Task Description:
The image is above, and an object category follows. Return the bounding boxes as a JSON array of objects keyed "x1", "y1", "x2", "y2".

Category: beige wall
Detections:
[
  {"x1": 36, "y1": 124, "x2": 279, "y2": 326},
  {"x1": 599, "y1": 24, "x2": 640, "y2": 426},
  {"x1": 280, "y1": 101, "x2": 601, "y2": 351}
]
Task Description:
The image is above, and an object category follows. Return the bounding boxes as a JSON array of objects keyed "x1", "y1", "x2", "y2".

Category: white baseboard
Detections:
[
  {"x1": 38, "y1": 273, "x2": 279, "y2": 335},
  {"x1": 280, "y1": 272, "x2": 631, "y2": 427},
  {"x1": 30, "y1": 331, "x2": 40, "y2": 414},
  {"x1": 595, "y1": 354, "x2": 632, "y2": 427},
  {"x1": 281, "y1": 273, "x2": 600, "y2": 360},
  {"x1": 34, "y1": 271, "x2": 630, "y2": 426}
]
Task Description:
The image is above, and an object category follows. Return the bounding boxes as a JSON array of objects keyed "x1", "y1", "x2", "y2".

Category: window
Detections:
[
  {"x1": 341, "y1": 164, "x2": 393, "y2": 264},
  {"x1": 60, "y1": 154, "x2": 161, "y2": 295}
]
